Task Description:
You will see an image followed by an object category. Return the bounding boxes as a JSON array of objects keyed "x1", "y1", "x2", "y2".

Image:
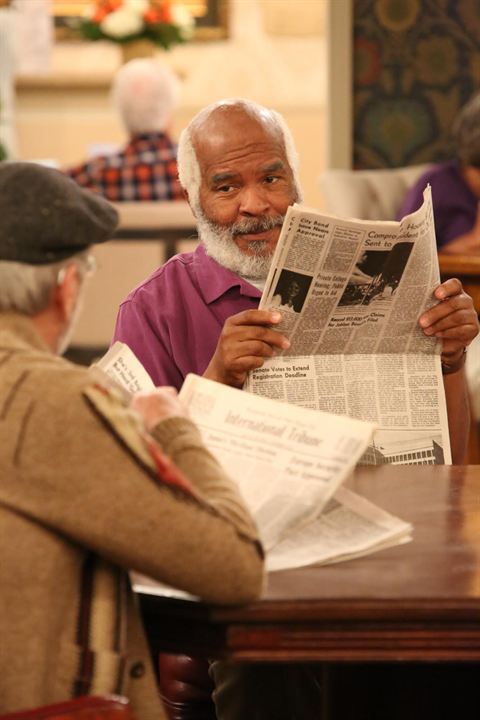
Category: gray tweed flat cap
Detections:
[{"x1": 0, "y1": 162, "x2": 119, "y2": 264}]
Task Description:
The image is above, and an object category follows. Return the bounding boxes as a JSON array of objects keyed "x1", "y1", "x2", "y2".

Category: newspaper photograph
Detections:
[{"x1": 245, "y1": 187, "x2": 452, "y2": 465}]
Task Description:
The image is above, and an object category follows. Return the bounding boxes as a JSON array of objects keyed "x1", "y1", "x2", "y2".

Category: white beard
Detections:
[{"x1": 197, "y1": 211, "x2": 284, "y2": 280}]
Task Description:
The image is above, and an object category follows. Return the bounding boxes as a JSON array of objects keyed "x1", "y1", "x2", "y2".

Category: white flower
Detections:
[
  {"x1": 170, "y1": 4, "x2": 195, "y2": 39},
  {"x1": 100, "y1": 7, "x2": 144, "y2": 38}
]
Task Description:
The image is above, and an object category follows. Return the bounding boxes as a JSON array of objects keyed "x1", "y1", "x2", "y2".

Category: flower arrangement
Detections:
[{"x1": 78, "y1": 0, "x2": 195, "y2": 50}]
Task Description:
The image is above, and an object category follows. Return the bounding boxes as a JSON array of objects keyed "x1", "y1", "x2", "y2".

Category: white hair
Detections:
[
  {"x1": 0, "y1": 252, "x2": 90, "y2": 315},
  {"x1": 177, "y1": 98, "x2": 303, "y2": 215},
  {"x1": 112, "y1": 58, "x2": 180, "y2": 135}
]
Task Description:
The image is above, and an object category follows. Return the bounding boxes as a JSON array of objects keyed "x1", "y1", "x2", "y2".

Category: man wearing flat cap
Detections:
[{"x1": 0, "y1": 163, "x2": 263, "y2": 717}]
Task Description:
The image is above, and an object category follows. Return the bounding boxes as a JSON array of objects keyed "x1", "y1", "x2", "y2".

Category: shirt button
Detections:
[{"x1": 130, "y1": 661, "x2": 146, "y2": 679}]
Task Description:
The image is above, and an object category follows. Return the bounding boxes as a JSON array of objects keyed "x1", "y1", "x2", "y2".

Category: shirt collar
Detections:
[
  {"x1": 194, "y1": 244, "x2": 263, "y2": 304},
  {"x1": 128, "y1": 131, "x2": 174, "y2": 146}
]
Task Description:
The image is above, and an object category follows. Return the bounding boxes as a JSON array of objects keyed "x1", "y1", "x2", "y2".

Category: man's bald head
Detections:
[
  {"x1": 190, "y1": 101, "x2": 285, "y2": 155},
  {"x1": 178, "y1": 99, "x2": 302, "y2": 215}
]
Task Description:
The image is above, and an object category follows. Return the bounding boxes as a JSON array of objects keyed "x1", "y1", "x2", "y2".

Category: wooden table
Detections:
[
  {"x1": 137, "y1": 464, "x2": 480, "y2": 718},
  {"x1": 439, "y1": 253, "x2": 480, "y2": 313},
  {"x1": 138, "y1": 464, "x2": 480, "y2": 662}
]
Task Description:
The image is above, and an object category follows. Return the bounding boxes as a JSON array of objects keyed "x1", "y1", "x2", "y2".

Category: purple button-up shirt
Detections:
[{"x1": 113, "y1": 243, "x2": 262, "y2": 389}]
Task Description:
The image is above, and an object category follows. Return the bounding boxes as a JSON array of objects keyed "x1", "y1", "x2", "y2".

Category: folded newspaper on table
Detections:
[
  {"x1": 95, "y1": 345, "x2": 412, "y2": 571},
  {"x1": 245, "y1": 186, "x2": 452, "y2": 467}
]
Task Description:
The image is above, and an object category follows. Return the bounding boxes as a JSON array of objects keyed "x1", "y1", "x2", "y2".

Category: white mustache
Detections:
[{"x1": 230, "y1": 215, "x2": 284, "y2": 236}]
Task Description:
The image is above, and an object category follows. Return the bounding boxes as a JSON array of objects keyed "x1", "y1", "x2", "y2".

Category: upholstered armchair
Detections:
[{"x1": 319, "y1": 164, "x2": 430, "y2": 220}]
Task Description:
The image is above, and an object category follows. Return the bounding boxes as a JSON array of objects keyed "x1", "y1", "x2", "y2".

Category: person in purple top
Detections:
[
  {"x1": 113, "y1": 98, "x2": 478, "y2": 719},
  {"x1": 398, "y1": 92, "x2": 480, "y2": 254}
]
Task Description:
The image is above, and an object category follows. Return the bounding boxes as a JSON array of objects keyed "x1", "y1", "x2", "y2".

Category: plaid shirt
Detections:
[{"x1": 65, "y1": 131, "x2": 184, "y2": 202}]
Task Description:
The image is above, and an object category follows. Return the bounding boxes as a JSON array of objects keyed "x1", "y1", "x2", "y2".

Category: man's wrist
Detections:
[{"x1": 441, "y1": 347, "x2": 467, "y2": 375}]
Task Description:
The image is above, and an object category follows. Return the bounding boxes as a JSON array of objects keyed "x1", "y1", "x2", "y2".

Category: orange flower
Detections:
[
  {"x1": 105, "y1": 0, "x2": 123, "y2": 10},
  {"x1": 151, "y1": 0, "x2": 172, "y2": 23},
  {"x1": 92, "y1": 7, "x2": 109, "y2": 21},
  {"x1": 144, "y1": 8, "x2": 162, "y2": 23},
  {"x1": 160, "y1": 6, "x2": 172, "y2": 23},
  {"x1": 94, "y1": 0, "x2": 122, "y2": 14}
]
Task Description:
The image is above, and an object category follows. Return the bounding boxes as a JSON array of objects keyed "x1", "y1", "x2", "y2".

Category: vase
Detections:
[{"x1": 120, "y1": 39, "x2": 156, "y2": 63}]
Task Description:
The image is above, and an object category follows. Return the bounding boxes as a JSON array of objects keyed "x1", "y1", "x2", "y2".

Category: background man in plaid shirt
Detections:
[{"x1": 65, "y1": 58, "x2": 184, "y2": 202}]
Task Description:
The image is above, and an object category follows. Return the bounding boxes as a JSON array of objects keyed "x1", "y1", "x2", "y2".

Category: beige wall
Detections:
[{"x1": 13, "y1": 0, "x2": 328, "y2": 348}]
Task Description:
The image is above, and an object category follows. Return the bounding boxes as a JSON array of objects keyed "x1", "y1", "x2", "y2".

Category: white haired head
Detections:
[
  {"x1": 177, "y1": 98, "x2": 303, "y2": 215},
  {"x1": 0, "y1": 252, "x2": 92, "y2": 316},
  {"x1": 112, "y1": 58, "x2": 180, "y2": 135}
]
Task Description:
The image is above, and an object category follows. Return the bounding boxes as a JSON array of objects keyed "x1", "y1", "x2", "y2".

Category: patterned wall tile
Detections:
[{"x1": 353, "y1": 0, "x2": 480, "y2": 168}]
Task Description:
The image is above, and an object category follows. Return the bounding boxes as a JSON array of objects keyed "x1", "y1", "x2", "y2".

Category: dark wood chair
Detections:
[
  {"x1": 0, "y1": 696, "x2": 135, "y2": 720},
  {"x1": 158, "y1": 654, "x2": 216, "y2": 720}
]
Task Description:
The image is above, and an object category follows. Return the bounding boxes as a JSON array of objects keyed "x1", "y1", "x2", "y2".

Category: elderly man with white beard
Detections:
[
  {"x1": 113, "y1": 98, "x2": 479, "y2": 720},
  {"x1": 114, "y1": 98, "x2": 478, "y2": 464}
]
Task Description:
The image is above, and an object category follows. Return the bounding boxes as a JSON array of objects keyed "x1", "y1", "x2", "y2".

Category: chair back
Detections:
[
  {"x1": 320, "y1": 164, "x2": 431, "y2": 220},
  {"x1": 0, "y1": 696, "x2": 135, "y2": 720},
  {"x1": 112, "y1": 201, "x2": 196, "y2": 237},
  {"x1": 158, "y1": 653, "x2": 215, "y2": 720}
]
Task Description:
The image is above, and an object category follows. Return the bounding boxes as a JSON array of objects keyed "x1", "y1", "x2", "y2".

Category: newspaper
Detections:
[
  {"x1": 95, "y1": 343, "x2": 411, "y2": 568},
  {"x1": 93, "y1": 341, "x2": 155, "y2": 395},
  {"x1": 267, "y1": 484, "x2": 411, "y2": 572},
  {"x1": 179, "y1": 373, "x2": 376, "y2": 550},
  {"x1": 245, "y1": 186, "x2": 452, "y2": 466}
]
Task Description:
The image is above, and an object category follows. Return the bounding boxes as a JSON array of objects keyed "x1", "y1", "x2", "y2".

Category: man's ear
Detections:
[
  {"x1": 54, "y1": 263, "x2": 80, "y2": 321},
  {"x1": 183, "y1": 189, "x2": 198, "y2": 218}
]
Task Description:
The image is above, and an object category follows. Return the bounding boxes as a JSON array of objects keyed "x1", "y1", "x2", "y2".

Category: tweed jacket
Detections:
[{"x1": 0, "y1": 313, "x2": 263, "y2": 717}]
